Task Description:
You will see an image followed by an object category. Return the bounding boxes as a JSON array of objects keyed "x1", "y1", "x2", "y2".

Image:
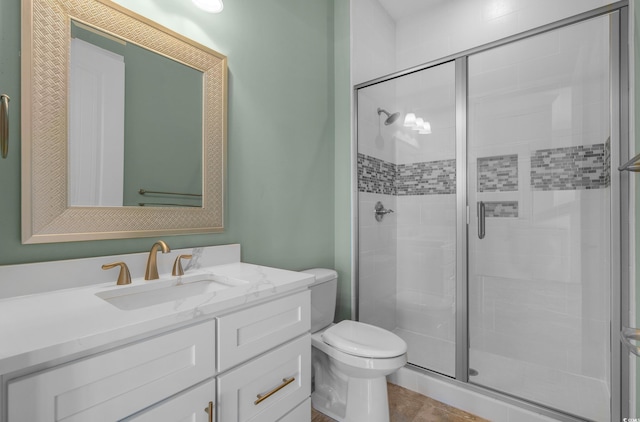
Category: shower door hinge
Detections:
[{"x1": 466, "y1": 205, "x2": 470, "y2": 225}]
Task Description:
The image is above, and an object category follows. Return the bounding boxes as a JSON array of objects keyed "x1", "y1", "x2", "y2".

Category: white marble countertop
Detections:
[{"x1": 0, "y1": 260, "x2": 314, "y2": 375}]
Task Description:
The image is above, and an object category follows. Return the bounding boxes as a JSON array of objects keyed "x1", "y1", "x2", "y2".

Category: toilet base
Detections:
[
  {"x1": 312, "y1": 375, "x2": 390, "y2": 422},
  {"x1": 346, "y1": 375, "x2": 390, "y2": 422},
  {"x1": 312, "y1": 347, "x2": 392, "y2": 422}
]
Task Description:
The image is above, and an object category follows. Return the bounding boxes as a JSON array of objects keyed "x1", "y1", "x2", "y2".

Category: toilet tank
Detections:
[{"x1": 302, "y1": 268, "x2": 338, "y2": 333}]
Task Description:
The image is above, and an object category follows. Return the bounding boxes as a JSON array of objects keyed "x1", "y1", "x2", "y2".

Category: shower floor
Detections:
[
  {"x1": 470, "y1": 349, "x2": 610, "y2": 421},
  {"x1": 392, "y1": 328, "x2": 610, "y2": 421}
]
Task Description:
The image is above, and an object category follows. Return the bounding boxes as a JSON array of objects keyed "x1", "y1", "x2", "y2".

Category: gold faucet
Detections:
[
  {"x1": 172, "y1": 254, "x2": 193, "y2": 276},
  {"x1": 145, "y1": 240, "x2": 171, "y2": 280},
  {"x1": 102, "y1": 262, "x2": 132, "y2": 285}
]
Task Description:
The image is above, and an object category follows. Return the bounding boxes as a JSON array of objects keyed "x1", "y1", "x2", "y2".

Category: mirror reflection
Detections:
[
  {"x1": 68, "y1": 21, "x2": 203, "y2": 208},
  {"x1": 22, "y1": 0, "x2": 226, "y2": 244}
]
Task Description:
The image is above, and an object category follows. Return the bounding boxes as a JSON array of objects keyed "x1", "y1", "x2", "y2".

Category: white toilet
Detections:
[{"x1": 303, "y1": 268, "x2": 407, "y2": 422}]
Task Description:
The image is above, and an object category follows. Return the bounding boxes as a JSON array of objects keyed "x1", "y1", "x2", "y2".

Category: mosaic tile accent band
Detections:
[
  {"x1": 396, "y1": 160, "x2": 456, "y2": 196},
  {"x1": 360, "y1": 143, "x2": 610, "y2": 197},
  {"x1": 483, "y1": 201, "x2": 518, "y2": 218},
  {"x1": 531, "y1": 144, "x2": 609, "y2": 191},
  {"x1": 358, "y1": 153, "x2": 456, "y2": 196},
  {"x1": 358, "y1": 154, "x2": 396, "y2": 195},
  {"x1": 477, "y1": 154, "x2": 518, "y2": 192}
]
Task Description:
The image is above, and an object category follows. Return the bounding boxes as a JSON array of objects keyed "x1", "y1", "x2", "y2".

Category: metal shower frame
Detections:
[{"x1": 352, "y1": 2, "x2": 631, "y2": 421}]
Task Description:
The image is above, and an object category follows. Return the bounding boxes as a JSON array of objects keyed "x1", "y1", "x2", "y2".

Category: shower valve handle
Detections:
[{"x1": 374, "y1": 201, "x2": 394, "y2": 222}]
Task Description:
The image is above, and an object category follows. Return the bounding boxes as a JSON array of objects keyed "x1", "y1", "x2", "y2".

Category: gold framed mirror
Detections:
[{"x1": 21, "y1": 0, "x2": 227, "y2": 244}]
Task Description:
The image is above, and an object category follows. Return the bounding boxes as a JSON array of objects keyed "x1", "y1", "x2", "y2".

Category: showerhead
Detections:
[{"x1": 377, "y1": 107, "x2": 401, "y2": 125}]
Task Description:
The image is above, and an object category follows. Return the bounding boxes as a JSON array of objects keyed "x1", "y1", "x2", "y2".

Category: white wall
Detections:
[
  {"x1": 395, "y1": 0, "x2": 618, "y2": 72},
  {"x1": 351, "y1": 0, "x2": 396, "y2": 85}
]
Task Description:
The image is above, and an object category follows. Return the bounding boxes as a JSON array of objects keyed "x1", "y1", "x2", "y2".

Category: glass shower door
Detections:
[
  {"x1": 357, "y1": 61, "x2": 458, "y2": 377},
  {"x1": 467, "y1": 15, "x2": 612, "y2": 421}
]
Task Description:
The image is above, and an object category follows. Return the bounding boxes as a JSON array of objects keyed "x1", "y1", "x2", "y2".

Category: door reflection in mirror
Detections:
[{"x1": 68, "y1": 21, "x2": 203, "y2": 208}]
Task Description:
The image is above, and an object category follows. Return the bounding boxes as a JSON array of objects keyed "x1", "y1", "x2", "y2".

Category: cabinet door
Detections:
[
  {"x1": 217, "y1": 334, "x2": 311, "y2": 422},
  {"x1": 278, "y1": 397, "x2": 310, "y2": 422},
  {"x1": 8, "y1": 320, "x2": 215, "y2": 422},
  {"x1": 217, "y1": 290, "x2": 310, "y2": 371},
  {"x1": 123, "y1": 379, "x2": 216, "y2": 422}
]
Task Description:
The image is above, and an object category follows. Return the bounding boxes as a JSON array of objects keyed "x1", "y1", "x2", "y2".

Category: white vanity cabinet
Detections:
[
  {"x1": 216, "y1": 290, "x2": 311, "y2": 421},
  {"x1": 122, "y1": 379, "x2": 216, "y2": 422},
  {"x1": 5, "y1": 289, "x2": 311, "y2": 422},
  {"x1": 217, "y1": 334, "x2": 311, "y2": 422},
  {"x1": 7, "y1": 320, "x2": 216, "y2": 422},
  {"x1": 217, "y1": 290, "x2": 311, "y2": 372}
]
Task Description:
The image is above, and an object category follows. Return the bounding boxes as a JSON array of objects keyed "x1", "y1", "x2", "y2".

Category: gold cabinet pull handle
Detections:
[
  {"x1": 172, "y1": 254, "x2": 193, "y2": 276},
  {"x1": 204, "y1": 401, "x2": 214, "y2": 422},
  {"x1": 101, "y1": 261, "x2": 132, "y2": 285},
  {"x1": 0, "y1": 94, "x2": 9, "y2": 159},
  {"x1": 254, "y1": 377, "x2": 295, "y2": 405}
]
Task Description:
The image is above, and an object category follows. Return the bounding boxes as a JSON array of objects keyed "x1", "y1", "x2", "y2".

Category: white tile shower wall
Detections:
[
  {"x1": 359, "y1": 191, "x2": 397, "y2": 331},
  {"x1": 393, "y1": 0, "x2": 618, "y2": 72},
  {"x1": 357, "y1": 83, "x2": 398, "y2": 164},
  {"x1": 468, "y1": 160, "x2": 611, "y2": 384},
  {"x1": 351, "y1": 0, "x2": 396, "y2": 85},
  {"x1": 395, "y1": 194, "x2": 457, "y2": 375},
  {"x1": 396, "y1": 195, "x2": 456, "y2": 299},
  {"x1": 357, "y1": 149, "x2": 457, "y2": 375},
  {"x1": 394, "y1": 61, "x2": 457, "y2": 165}
]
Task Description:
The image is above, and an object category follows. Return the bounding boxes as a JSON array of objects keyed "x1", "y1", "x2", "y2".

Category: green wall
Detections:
[
  {"x1": 333, "y1": 0, "x2": 352, "y2": 321},
  {"x1": 0, "y1": 0, "x2": 352, "y2": 298},
  {"x1": 123, "y1": 43, "x2": 203, "y2": 207}
]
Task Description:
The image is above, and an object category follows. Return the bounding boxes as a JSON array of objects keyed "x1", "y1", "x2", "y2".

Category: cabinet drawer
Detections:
[
  {"x1": 123, "y1": 379, "x2": 216, "y2": 422},
  {"x1": 217, "y1": 334, "x2": 311, "y2": 422},
  {"x1": 278, "y1": 397, "x2": 311, "y2": 422},
  {"x1": 217, "y1": 290, "x2": 310, "y2": 371},
  {"x1": 8, "y1": 320, "x2": 215, "y2": 422}
]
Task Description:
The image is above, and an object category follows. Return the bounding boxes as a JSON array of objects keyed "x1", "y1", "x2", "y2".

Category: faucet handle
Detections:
[
  {"x1": 172, "y1": 254, "x2": 193, "y2": 276},
  {"x1": 102, "y1": 262, "x2": 132, "y2": 285}
]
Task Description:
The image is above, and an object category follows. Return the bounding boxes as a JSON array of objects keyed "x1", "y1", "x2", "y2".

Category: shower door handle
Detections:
[
  {"x1": 621, "y1": 326, "x2": 640, "y2": 357},
  {"x1": 477, "y1": 201, "x2": 485, "y2": 239}
]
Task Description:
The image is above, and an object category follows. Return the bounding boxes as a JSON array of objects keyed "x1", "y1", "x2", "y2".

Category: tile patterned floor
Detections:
[{"x1": 311, "y1": 383, "x2": 490, "y2": 422}]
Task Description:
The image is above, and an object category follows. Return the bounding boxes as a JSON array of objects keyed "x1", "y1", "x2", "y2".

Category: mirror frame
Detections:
[{"x1": 21, "y1": 0, "x2": 227, "y2": 244}]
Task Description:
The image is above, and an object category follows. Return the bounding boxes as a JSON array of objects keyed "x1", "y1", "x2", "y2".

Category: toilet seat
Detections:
[
  {"x1": 312, "y1": 331, "x2": 407, "y2": 373},
  {"x1": 321, "y1": 320, "x2": 407, "y2": 358}
]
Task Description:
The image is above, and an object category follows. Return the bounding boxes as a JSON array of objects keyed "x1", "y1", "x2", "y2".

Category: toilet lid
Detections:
[{"x1": 321, "y1": 320, "x2": 407, "y2": 358}]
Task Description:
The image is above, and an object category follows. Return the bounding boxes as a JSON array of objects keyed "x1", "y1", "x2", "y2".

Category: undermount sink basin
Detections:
[{"x1": 96, "y1": 274, "x2": 248, "y2": 311}]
